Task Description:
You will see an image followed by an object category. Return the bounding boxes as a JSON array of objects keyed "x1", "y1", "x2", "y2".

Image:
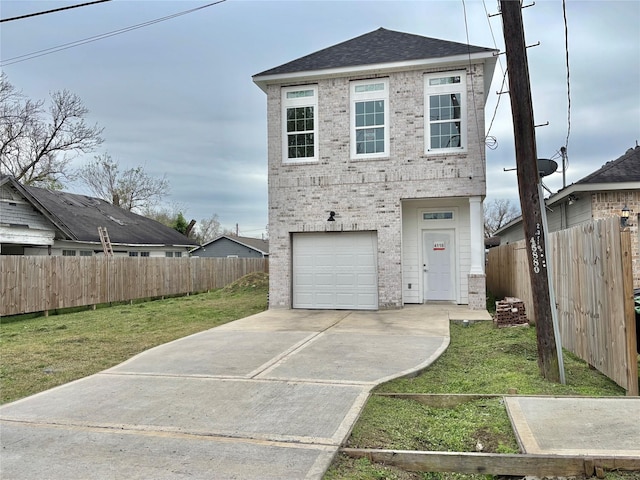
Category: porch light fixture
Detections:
[
  {"x1": 621, "y1": 205, "x2": 630, "y2": 227},
  {"x1": 327, "y1": 211, "x2": 336, "y2": 222}
]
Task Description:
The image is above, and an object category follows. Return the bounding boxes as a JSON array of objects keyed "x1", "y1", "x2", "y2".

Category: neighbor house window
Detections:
[
  {"x1": 351, "y1": 79, "x2": 389, "y2": 158},
  {"x1": 62, "y1": 249, "x2": 76, "y2": 256},
  {"x1": 425, "y1": 72, "x2": 466, "y2": 153},
  {"x1": 140, "y1": 251, "x2": 150, "y2": 257},
  {"x1": 79, "y1": 250, "x2": 93, "y2": 256},
  {"x1": 129, "y1": 252, "x2": 138, "y2": 257},
  {"x1": 282, "y1": 85, "x2": 318, "y2": 163}
]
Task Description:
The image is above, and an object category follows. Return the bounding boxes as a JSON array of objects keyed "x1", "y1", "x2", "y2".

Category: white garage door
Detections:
[{"x1": 292, "y1": 232, "x2": 378, "y2": 310}]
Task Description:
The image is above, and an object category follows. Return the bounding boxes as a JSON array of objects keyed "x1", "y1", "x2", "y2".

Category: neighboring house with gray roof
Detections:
[
  {"x1": 0, "y1": 175, "x2": 198, "y2": 257},
  {"x1": 496, "y1": 146, "x2": 640, "y2": 287},
  {"x1": 190, "y1": 235, "x2": 268, "y2": 258},
  {"x1": 253, "y1": 28, "x2": 498, "y2": 310}
]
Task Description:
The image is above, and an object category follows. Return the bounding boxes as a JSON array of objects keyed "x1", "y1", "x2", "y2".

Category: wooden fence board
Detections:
[
  {"x1": 0, "y1": 257, "x2": 268, "y2": 317},
  {"x1": 487, "y1": 218, "x2": 638, "y2": 394}
]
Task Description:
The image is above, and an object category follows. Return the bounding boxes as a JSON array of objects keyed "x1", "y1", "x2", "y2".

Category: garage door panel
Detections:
[
  {"x1": 357, "y1": 273, "x2": 377, "y2": 286},
  {"x1": 295, "y1": 273, "x2": 314, "y2": 285},
  {"x1": 295, "y1": 254, "x2": 314, "y2": 267},
  {"x1": 315, "y1": 293, "x2": 336, "y2": 307},
  {"x1": 356, "y1": 293, "x2": 377, "y2": 307},
  {"x1": 336, "y1": 273, "x2": 356, "y2": 286},
  {"x1": 293, "y1": 232, "x2": 378, "y2": 310},
  {"x1": 314, "y1": 274, "x2": 335, "y2": 287}
]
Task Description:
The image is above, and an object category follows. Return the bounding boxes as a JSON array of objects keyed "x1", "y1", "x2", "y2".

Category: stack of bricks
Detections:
[{"x1": 494, "y1": 297, "x2": 528, "y2": 327}]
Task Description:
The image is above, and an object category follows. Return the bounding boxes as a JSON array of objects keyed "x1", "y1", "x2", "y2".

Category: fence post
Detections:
[{"x1": 620, "y1": 228, "x2": 639, "y2": 396}]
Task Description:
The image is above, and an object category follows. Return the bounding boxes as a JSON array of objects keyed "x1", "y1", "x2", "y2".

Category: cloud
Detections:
[{"x1": 2, "y1": 0, "x2": 638, "y2": 238}]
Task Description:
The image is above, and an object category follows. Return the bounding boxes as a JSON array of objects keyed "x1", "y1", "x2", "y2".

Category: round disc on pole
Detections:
[{"x1": 537, "y1": 158, "x2": 558, "y2": 177}]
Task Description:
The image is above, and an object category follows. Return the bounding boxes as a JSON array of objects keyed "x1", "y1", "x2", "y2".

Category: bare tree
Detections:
[
  {"x1": 484, "y1": 198, "x2": 520, "y2": 238},
  {"x1": 0, "y1": 74, "x2": 103, "y2": 188},
  {"x1": 143, "y1": 203, "x2": 185, "y2": 226},
  {"x1": 194, "y1": 214, "x2": 221, "y2": 244},
  {"x1": 76, "y1": 153, "x2": 169, "y2": 212}
]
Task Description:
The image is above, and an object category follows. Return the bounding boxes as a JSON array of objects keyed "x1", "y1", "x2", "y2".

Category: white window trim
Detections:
[
  {"x1": 281, "y1": 85, "x2": 318, "y2": 164},
  {"x1": 350, "y1": 78, "x2": 390, "y2": 160},
  {"x1": 424, "y1": 71, "x2": 467, "y2": 154}
]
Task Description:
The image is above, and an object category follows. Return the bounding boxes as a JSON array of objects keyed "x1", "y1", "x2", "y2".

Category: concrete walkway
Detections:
[{"x1": 1, "y1": 305, "x2": 477, "y2": 480}]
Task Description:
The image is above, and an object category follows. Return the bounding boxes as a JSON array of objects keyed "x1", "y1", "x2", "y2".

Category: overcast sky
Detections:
[{"x1": 2, "y1": 0, "x2": 639, "y2": 238}]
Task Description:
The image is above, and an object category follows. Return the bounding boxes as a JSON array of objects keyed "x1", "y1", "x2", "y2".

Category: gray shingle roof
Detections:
[
  {"x1": 575, "y1": 145, "x2": 640, "y2": 184},
  {"x1": 2, "y1": 176, "x2": 198, "y2": 246},
  {"x1": 254, "y1": 27, "x2": 495, "y2": 77},
  {"x1": 198, "y1": 235, "x2": 268, "y2": 254}
]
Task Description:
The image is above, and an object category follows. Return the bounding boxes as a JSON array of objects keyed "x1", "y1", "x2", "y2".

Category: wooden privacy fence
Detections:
[
  {"x1": 0, "y1": 256, "x2": 269, "y2": 317},
  {"x1": 487, "y1": 217, "x2": 638, "y2": 395}
]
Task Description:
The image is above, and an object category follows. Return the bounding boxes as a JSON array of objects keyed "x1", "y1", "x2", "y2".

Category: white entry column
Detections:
[{"x1": 469, "y1": 196, "x2": 484, "y2": 275}]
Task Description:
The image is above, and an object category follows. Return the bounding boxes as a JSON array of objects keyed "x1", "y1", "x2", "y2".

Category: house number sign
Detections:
[
  {"x1": 433, "y1": 241, "x2": 445, "y2": 251},
  {"x1": 529, "y1": 222, "x2": 546, "y2": 274}
]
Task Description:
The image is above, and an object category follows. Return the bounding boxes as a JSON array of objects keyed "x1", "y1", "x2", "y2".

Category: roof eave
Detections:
[
  {"x1": 192, "y1": 235, "x2": 268, "y2": 254},
  {"x1": 1, "y1": 176, "x2": 76, "y2": 240},
  {"x1": 493, "y1": 181, "x2": 640, "y2": 235},
  {"x1": 548, "y1": 181, "x2": 640, "y2": 206},
  {"x1": 253, "y1": 51, "x2": 499, "y2": 94}
]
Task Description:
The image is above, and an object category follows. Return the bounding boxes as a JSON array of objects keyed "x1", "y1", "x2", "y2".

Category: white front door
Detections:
[{"x1": 423, "y1": 230, "x2": 455, "y2": 301}]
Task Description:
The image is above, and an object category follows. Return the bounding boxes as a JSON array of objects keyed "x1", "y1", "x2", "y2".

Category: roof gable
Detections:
[
  {"x1": 254, "y1": 27, "x2": 495, "y2": 78},
  {"x1": 1, "y1": 176, "x2": 198, "y2": 247},
  {"x1": 197, "y1": 235, "x2": 269, "y2": 254},
  {"x1": 575, "y1": 146, "x2": 640, "y2": 185}
]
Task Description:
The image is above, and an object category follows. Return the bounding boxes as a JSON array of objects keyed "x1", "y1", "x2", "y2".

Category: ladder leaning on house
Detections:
[{"x1": 98, "y1": 227, "x2": 113, "y2": 256}]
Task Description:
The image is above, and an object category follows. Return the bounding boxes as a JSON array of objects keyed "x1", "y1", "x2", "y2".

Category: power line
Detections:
[
  {"x1": 562, "y1": 0, "x2": 571, "y2": 151},
  {"x1": 461, "y1": 0, "x2": 486, "y2": 174},
  {"x1": 0, "y1": 0, "x2": 112, "y2": 23},
  {"x1": 482, "y1": 0, "x2": 507, "y2": 145},
  {"x1": 0, "y1": 1, "x2": 226, "y2": 67},
  {"x1": 485, "y1": 69, "x2": 508, "y2": 146}
]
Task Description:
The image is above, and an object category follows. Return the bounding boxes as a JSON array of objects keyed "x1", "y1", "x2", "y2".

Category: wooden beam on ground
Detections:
[{"x1": 341, "y1": 448, "x2": 640, "y2": 477}]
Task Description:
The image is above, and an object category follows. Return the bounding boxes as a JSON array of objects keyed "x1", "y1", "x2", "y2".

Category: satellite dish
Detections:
[{"x1": 537, "y1": 158, "x2": 558, "y2": 177}]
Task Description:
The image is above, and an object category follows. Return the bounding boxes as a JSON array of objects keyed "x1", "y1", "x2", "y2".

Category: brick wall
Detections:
[
  {"x1": 266, "y1": 63, "x2": 488, "y2": 308},
  {"x1": 591, "y1": 190, "x2": 640, "y2": 288}
]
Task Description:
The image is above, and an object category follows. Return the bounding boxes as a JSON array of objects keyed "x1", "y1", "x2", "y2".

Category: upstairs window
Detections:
[
  {"x1": 425, "y1": 72, "x2": 466, "y2": 153},
  {"x1": 351, "y1": 79, "x2": 389, "y2": 159},
  {"x1": 282, "y1": 86, "x2": 317, "y2": 163}
]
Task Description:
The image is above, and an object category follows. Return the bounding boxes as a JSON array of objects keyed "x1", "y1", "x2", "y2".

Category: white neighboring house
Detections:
[
  {"x1": 0, "y1": 175, "x2": 198, "y2": 257},
  {"x1": 496, "y1": 146, "x2": 640, "y2": 288},
  {"x1": 253, "y1": 28, "x2": 498, "y2": 310}
]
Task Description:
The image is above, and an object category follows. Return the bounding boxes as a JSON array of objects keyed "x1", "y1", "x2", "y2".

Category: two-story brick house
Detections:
[{"x1": 253, "y1": 28, "x2": 497, "y2": 310}]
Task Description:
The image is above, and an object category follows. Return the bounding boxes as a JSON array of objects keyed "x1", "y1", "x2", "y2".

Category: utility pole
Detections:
[{"x1": 500, "y1": 0, "x2": 560, "y2": 382}]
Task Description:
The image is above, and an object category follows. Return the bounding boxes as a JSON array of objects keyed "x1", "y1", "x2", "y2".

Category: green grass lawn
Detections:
[
  {"x1": 324, "y1": 321, "x2": 639, "y2": 480},
  {"x1": 2, "y1": 282, "x2": 637, "y2": 480},
  {"x1": 0, "y1": 272, "x2": 268, "y2": 404}
]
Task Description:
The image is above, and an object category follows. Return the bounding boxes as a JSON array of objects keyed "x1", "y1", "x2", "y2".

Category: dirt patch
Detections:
[{"x1": 222, "y1": 272, "x2": 269, "y2": 293}]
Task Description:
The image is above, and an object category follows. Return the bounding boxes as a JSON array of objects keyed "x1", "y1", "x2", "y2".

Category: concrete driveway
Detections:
[{"x1": 1, "y1": 305, "x2": 480, "y2": 479}]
